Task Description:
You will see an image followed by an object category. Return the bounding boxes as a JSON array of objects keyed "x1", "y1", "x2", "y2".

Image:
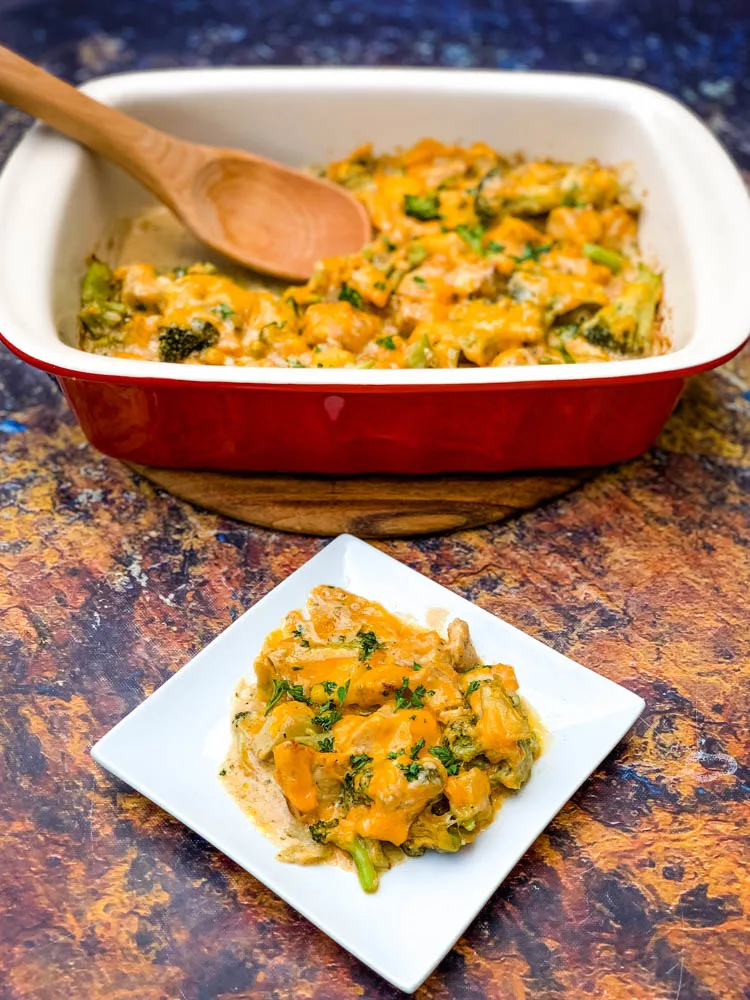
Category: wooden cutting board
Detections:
[{"x1": 128, "y1": 463, "x2": 590, "y2": 537}]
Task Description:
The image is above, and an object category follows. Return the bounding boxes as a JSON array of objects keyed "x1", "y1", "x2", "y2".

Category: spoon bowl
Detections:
[
  {"x1": 186, "y1": 150, "x2": 371, "y2": 281},
  {"x1": 0, "y1": 45, "x2": 371, "y2": 280}
]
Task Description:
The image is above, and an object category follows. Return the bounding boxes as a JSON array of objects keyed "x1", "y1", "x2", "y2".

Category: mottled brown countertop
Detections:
[{"x1": 1, "y1": 333, "x2": 748, "y2": 999}]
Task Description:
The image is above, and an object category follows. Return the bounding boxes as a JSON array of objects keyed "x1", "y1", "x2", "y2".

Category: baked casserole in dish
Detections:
[{"x1": 0, "y1": 68, "x2": 748, "y2": 473}]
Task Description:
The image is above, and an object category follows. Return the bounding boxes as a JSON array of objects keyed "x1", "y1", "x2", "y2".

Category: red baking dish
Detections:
[{"x1": 0, "y1": 68, "x2": 748, "y2": 474}]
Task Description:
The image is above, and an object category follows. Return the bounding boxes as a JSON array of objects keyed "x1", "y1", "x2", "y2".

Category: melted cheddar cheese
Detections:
[
  {"x1": 79, "y1": 140, "x2": 666, "y2": 369},
  {"x1": 221, "y1": 586, "x2": 541, "y2": 892}
]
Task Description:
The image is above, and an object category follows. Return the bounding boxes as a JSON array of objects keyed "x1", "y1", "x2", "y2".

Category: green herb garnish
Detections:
[
  {"x1": 339, "y1": 283, "x2": 364, "y2": 309},
  {"x1": 312, "y1": 699, "x2": 343, "y2": 731},
  {"x1": 430, "y1": 744, "x2": 460, "y2": 776},
  {"x1": 350, "y1": 753, "x2": 373, "y2": 771},
  {"x1": 511, "y1": 241, "x2": 554, "y2": 265},
  {"x1": 398, "y1": 761, "x2": 424, "y2": 782},
  {"x1": 456, "y1": 223, "x2": 486, "y2": 256},
  {"x1": 395, "y1": 677, "x2": 428, "y2": 710},
  {"x1": 357, "y1": 630, "x2": 383, "y2": 661},
  {"x1": 265, "y1": 678, "x2": 310, "y2": 715},
  {"x1": 377, "y1": 335, "x2": 396, "y2": 350},
  {"x1": 337, "y1": 679, "x2": 351, "y2": 706}
]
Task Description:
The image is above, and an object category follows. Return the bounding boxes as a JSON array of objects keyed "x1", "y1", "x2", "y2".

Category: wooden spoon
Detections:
[{"x1": 0, "y1": 46, "x2": 371, "y2": 281}]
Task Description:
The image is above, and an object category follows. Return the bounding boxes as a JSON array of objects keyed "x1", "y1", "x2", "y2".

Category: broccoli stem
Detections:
[
  {"x1": 81, "y1": 257, "x2": 117, "y2": 304},
  {"x1": 582, "y1": 243, "x2": 625, "y2": 273},
  {"x1": 405, "y1": 333, "x2": 429, "y2": 368},
  {"x1": 79, "y1": 258, "x2": 126, "y2": 338},
  {"x1": 343, "y1": 835, "x2": 379, "y2": 893}
]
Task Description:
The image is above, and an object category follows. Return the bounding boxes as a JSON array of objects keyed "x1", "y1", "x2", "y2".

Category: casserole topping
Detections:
[
  {"x1": 221, "y1": 585, "x2": 541, "y2": 893},
  {"x1": 79, "y1": 139, "x2": 666, "y2": 367}
]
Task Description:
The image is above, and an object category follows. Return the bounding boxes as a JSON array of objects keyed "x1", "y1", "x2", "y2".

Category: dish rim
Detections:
[{"x1": 1, "y1": 65, "x2": 748, "y2": 389}]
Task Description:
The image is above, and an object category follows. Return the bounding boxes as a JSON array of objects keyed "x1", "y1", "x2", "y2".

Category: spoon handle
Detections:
[{"x1": 0, "y1": 45, "x2": 191, "y2": 209}]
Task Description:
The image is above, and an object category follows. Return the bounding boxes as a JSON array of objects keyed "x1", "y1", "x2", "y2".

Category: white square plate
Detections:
[{"x1": 92, "y1": 534, "x2": 644, "y2": 993}]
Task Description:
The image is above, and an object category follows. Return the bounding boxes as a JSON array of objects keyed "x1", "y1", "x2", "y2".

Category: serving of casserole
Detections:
[{"x1": 0, "y1": 68, "x2": 748, "y2": 473}]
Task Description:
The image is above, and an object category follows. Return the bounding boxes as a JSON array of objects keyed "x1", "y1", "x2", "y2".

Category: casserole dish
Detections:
[{"x1": 0, "y1": 68, "x2": 748, "y2": 474}]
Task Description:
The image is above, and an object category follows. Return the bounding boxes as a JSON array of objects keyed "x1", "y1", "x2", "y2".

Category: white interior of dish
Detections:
[{"x1": 0, "y1": 67, "x2": 748, "y2": 385}]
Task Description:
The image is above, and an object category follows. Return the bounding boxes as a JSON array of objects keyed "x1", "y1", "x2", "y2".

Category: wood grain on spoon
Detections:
[{"x1": 0, "y1": 46, "x2": 371, "y2": 280}]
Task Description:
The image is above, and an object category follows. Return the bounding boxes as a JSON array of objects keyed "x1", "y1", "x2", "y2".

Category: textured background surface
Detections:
[{"x1": 0, "y1": 1, "x2": 749, "y2": 998}]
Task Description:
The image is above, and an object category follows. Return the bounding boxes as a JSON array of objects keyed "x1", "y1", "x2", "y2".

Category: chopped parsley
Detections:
[
  {"x1": 412, "y1": 662, "x2": 422, "y2": 671},
  {"x1": 350, "y1": 752, "x2": 373, "y2": 771},
  {"x1": 232, "y1": 711, "x2": 251, "y2": 726},
  {"x1": 412, "y1": 275, "x2": 426, "y2": 285},
  {"x1": 317, "y1": 737, "x2": 335, "y2": 753},
  {"x1": 357, "y1": 629, "x2": 384, "y2": 661},
  {"x1": 466, "y1": 679, "x2": 481, "y2": 696},
  {"x1": 487, "y1": 240, "x2": 505, "y2": 255},
  {"x1": 387, "y1": 749, "x2": 404, "y2": 760},
  {"x1": 312, "y1": 700, "x2": 343, "y2": 731},
  {"x1": 218, "y1": 768, "x2": 226, "y2": 776},
  {"x1": 512, "y1": 241, "x2": 554, "y2": 265},
  {"x1": 430, "y1": 744, "x2": 460, "y2": 776},
  {"x1": 321, "y1": 680, "x2": 337, "y2": 696},
  {"x1": 339, "y1": 283, "x2": 364, "y2": 309},
  {"x1": 409, "y1": 738, "x2": 425, "y2": 760},
  {"x1": 265, "y1": 678, "x2": 310, "y2": 715},
  {"x1": 395, "y1": 677, "x2": 429, "y2": 710},
  {"x1": 374, "y1": 281, "x2": 387, "y2": 291},
  {"x1": 291, "y1": 624, "x2": 310, "y2": 648},
  {"x1": 403, "y1": 192, "x2": 442, "y2": 221},
  {"x1": 212, "y1": 303, "x2": 235, "y2": 320},
  {"x1": 337, "y1": 679, "x2": 351, "y2": 706},
  {"x1": 398, "y1": 761, "x2": 424, "y2": 782},
  {"x1": 456, "y1": 223, "x2": 486, "y2": 256},
  {"x1": 377, "y1": 335, "x2": 396, "y2": 350}
]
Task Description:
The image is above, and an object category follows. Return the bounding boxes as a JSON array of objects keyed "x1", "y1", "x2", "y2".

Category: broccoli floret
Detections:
[
  {"x1": 581, "y1": 264, "x2": 662, "y2": 355},
  {"x1": 158, "y1": 319, "x2": 219, "y2": 363},
  {"x1": 402, "y1": 810, "x2": 461, "y2": 856},
  {"x1": 309, "y1": 818, "x2": 338, "y2": 844},
  {"x1": 338, "y1": 283, "x2": 364, "y2": 310},
  {"x1": 442, "y1": 715, "x2": 482, "y2": 763},
  {"x1": 340, "y1": 767, "x2": 373, "y2": 809},
  {"x1": 403, "y1": 192, "x2": 442, "y2": 221}
]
